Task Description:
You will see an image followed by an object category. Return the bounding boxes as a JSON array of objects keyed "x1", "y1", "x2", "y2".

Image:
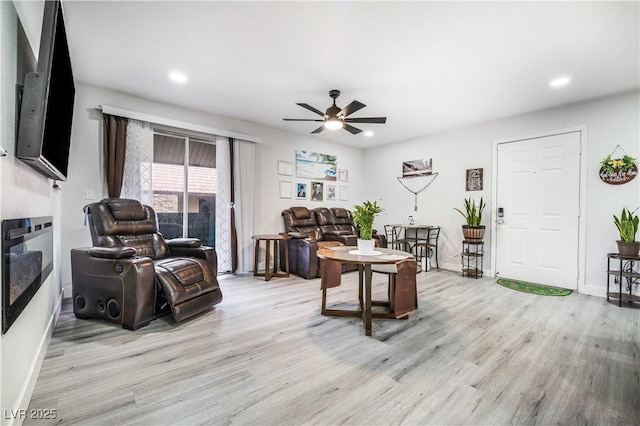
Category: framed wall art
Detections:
[
  {"x1": 338, "y1": 169, "x2": 348, "y2": 181},
  {"x1": 296, "y1": 182, "x2": 307, "y2": 199},
  {"x1": 402, "y1": 158, "x2": 432, "y2": 177},
  {"x1": 339, "y1": 186, "x2": 348, "y2": 201},
  {"x1": 279, "y1": 181, "x2": 292, "y2": 199},
  {"x1": 326, "y1": 185, "x2": 336, "y2": 201},
  {"x1": 466, "y1": 168, "x2": 483, "y2": 191},
  {"x1": 310, "y1": 181, "x2": 324, "y2": 201},
  {"x1": 277, "y1": 160, "x2": 293, "y2": 176},
  {"x1": 296, "y1": 150, "x2": 337, "y2": 181}
]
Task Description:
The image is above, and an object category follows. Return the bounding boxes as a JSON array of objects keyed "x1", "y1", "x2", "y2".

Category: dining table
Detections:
[
  {"x1": 316, "y1": 246, "x2": 417, "y2": 336},
  {"x1": 386, "y1": 224, "x2": 440, "y2": 269}
]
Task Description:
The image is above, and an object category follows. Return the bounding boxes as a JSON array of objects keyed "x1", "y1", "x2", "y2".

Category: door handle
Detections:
[{"x1": 496, "y1": 218, "x2": 504, "y2": 225}]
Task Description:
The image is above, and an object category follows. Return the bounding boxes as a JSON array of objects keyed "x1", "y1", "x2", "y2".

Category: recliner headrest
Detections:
[
  {"x1": 332, "y1": 208, "x2": 349, "y2": 218},
  {"x1": 104, "y1": 198, "x2": 146, "y2": 221},
  {"x1": 290, "y1": 207, "x2": 311, "y2": 219}
]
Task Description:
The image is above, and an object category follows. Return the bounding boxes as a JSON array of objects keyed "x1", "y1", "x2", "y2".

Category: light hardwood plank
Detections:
[{"x1": 24, "y1": 270, "x2": 640, "y2": 425}]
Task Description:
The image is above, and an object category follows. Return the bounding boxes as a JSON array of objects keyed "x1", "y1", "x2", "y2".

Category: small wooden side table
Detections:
[{"x1": 252, "y1": 234, "x2": 291, "y2": 281}]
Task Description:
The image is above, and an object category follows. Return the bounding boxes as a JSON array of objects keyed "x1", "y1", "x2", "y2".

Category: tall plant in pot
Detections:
[
  {"x1": 352, "y1": 200, "x2": 383, "y2": 254},
  {"x1": 454, "y1": 197, "x2": 486, "y2": 242},
  {"x1": 613, "y1": 207, "x2": 639, "y2": 256}
]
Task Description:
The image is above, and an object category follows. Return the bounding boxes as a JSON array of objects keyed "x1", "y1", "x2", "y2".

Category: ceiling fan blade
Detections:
[
  {"x1": 339, "y1": 100, "x2": 366, "y2": 117},
  {"x1": 344, "y1": 117, "x2": 387, "y2": 124},
  {"x1": 343, "y1": 123, "x2": 362, "y2": 135},
  {"x1": 311, "y1": 125, "x2": 325, "y2": 134},
  {"x1": 283, "y1": 118, "x2": 325, "y2": 122},
  {"x1": 297, "y1": 103, "x2": 325, "y2": 117}
]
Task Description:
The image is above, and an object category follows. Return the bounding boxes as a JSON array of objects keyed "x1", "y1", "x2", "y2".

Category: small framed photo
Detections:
[
  {"x1": 466, "y1": 168, "x2": 483, "y2": 191},
  {"x1": 279, "y1": 181, "x2": 292, "y2": 198},
  {"x1": 310, "y1": 181, "x2": 324, "y2": 202},
  {"x1": 338, "y1": 169, "x2": 348, "y2": 181},
  {"x1": 296, "y1": 182, "x2": 307, "y2": 199},
  {"x1": 339, "y1": 186, "x2": 348, "y2": 201},
  {"x1": 326, "y1": 185, "x2": 336, "y2": 201},
  {"x1": 278, "y1": 160, "x2": 293, "y2": 176}
]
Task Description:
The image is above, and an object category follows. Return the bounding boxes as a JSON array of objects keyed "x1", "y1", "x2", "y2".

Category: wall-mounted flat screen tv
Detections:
[{"x1": 16, "y1": 0, "x2": 75, "y2": 181}]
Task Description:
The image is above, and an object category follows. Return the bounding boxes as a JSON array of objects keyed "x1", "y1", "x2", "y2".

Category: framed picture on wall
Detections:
[
  {"x1": 466, "y1": 168, "x2": 483, "y2": 191},
  {"x1": 326, "y1": 185, "x2": 336, "y2": 201},
  {"x1": 278, "y1": 160, "x2": 293, "y2": 176},
  {"x1": 296, "y1": 182, "x2": 307, "y2": 199},
  {"x1": 310, "y1": 181, "x2": 324, "y2": 201},
  {"x1": 296, "y1": 150, "x2": 337, "y2": 181},
  {"x1": 338, "y1": 169, "x2": 348, "y2": 181},
  {"x1": 279, "y1": 181, "x2": 292, "y2": 198},
  {"x1": 339, "y1": 186, "x2": 348, "y2": 201}
]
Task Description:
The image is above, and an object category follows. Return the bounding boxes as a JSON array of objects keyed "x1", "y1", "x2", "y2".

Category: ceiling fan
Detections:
[{"x1": 283, "y1": 90, "x2": 387, "y2": 135}]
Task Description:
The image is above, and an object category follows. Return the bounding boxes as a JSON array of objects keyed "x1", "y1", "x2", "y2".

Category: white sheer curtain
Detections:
[
  {"x1": 121, "y1": 119, "x2": 153, "y2": 205},
  {"x1": 234, "y1": 139, "x2": 255, "y2": 273},
  {"x1": 215, "y1": 136, "x2": 232, "y2": 272}
]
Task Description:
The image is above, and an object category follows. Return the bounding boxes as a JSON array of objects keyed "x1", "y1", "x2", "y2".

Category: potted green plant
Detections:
[
  {"x1": 613, "y1": 207, "x2": 640, "y2": 256},
  {"x1": 352, "y1": 200, "x2": 384, "y2": 254},
  {"x1": 454, "y1": 197, "x2": 486, "y2": 242}
]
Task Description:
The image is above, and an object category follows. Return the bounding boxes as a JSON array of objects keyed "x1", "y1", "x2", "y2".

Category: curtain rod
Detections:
[{"x1": 95, "y1": 105, "x2": 262, "y2": 144}]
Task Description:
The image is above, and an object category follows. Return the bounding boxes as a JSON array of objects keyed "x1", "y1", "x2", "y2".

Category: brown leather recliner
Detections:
[
  {"x1": 280, "y1": 207, "x2": 345, "y2": 279},
  {"x1": 71, "y1": 198, "x2": 222, "y2": 330},
  {"x1": 280, "y1": 206, "x2": 387, "y2": 279}
]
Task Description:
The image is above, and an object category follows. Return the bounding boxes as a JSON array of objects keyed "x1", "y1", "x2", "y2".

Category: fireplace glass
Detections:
[{"x1": 2, "y1": 216, "x2": 53, "y2": 333}]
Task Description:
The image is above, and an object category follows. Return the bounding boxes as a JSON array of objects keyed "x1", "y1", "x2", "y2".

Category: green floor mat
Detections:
[{"x1": 496, "y1": 278, "x2": 572, "y2": 296}]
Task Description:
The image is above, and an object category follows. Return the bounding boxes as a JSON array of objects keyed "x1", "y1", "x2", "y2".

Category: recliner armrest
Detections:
[
  {"x1": 288, "y1": 232, "x2": 312, "y2": 240},
  {"x1": 167, "y1": 238, "x2": 202, "y2": 248},
  {"x1": 168, "y1": 245, "x2": 218, "y2": 273},
  {"x1": 324, "y1": 230, "x2": 352, "y2": 236},
  {"x1": 88, "y1": 247, "x2": 137, "y2": 259}
]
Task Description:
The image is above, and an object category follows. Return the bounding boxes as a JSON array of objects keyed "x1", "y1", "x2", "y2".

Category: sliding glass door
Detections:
[{"x1": 152, "y1": 132, "x2": 216, "y2": 247}]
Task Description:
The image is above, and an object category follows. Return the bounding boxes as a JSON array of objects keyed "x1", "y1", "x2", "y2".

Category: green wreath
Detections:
[{"x1": 600, "y1": 154, "x2": 636, "y2": 174}]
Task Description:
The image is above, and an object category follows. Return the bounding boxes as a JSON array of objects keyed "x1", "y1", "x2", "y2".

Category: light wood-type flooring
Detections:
[{"x1": 26, "y1": 269, "x2": 640, "y2": 425}]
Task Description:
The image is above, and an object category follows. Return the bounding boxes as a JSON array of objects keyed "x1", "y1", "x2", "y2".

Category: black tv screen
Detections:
[{"x1": 17, "y1": 0, "x2": 75, "y2": 181}]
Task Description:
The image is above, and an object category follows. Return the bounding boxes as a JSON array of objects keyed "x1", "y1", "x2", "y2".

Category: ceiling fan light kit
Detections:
[
  {"x1": 283, "y1": 89, "x2": 387, "y2": 135},
  {"x1": 324, "y1": 117, "x2": 344, "y2": 130}
]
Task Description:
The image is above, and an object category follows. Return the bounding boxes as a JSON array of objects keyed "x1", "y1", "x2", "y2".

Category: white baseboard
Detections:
[{"x1": 9, "y1": 292, "x2": 63, "y2": 426}]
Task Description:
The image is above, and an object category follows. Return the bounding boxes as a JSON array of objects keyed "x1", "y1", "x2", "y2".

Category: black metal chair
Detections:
[{"x1": 414, "y1": 227, "x2": 440, "y2": 270}]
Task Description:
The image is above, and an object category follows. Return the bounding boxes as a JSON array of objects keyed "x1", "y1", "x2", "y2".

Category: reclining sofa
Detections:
[
  {"x1": 281, "y1": 206, "x2": 387, "y2": 279},
  {"x1": 71, "y1": 198, "x2": 222, "y2": 330}
]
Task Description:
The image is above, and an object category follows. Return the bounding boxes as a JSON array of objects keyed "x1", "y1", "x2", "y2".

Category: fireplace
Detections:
[{"x1": 2, "y1": 216, "x2": 53, "y2": 333}]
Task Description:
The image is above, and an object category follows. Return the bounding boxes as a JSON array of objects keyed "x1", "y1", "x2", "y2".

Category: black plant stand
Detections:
[
  {"x1": 462, "y1": 241, "x2": 484, "y2": 278},
  {"x1": 606, "y1": 253, "x2": 640, "y2": 306}
]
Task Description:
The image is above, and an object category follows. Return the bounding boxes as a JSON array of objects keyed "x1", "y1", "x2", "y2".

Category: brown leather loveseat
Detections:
[
  {"x1": 281, "y1": 206, "x2": 387, "y2": 279},
  {"x1": 71, "y1": 198, "x2": 223, "y2": 330}
]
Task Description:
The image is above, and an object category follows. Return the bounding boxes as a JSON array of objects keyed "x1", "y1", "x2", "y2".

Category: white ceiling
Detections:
[{"x1": 57, "y1": 1, "x2": 639, "y2": 147}]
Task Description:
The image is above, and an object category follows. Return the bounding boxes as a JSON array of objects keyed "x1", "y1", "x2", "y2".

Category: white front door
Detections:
[{"x1": 495, "y1": 131, "x2": 581, "y2": 289}]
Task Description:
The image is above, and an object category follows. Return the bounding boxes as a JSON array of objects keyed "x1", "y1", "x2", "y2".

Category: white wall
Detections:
[
  {"x1": 60, "y1": 83, "x2": 366, "y2": 292},
  {"x1": 365, "y1": 89, "x2": 640, "y2": 297},
  {"x1": 0, "y1": 2, "x2": 63, "y2": 423}
]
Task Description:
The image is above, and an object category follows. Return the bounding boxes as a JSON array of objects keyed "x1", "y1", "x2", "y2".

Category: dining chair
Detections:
[{"x1": 414, "y1": 226, "x2": 440, "y2": 270}]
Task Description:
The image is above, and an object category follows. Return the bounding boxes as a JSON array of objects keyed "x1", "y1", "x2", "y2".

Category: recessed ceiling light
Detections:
[
  {"x1": 550, "y1": 76, "x2": 571, "y2": 87},
  {"x1": 169, "y1": 72, "x2": 187, "y2": 84},
  {"x1": 364, "y1": 131, "x2": 374, "y2": 137}
]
